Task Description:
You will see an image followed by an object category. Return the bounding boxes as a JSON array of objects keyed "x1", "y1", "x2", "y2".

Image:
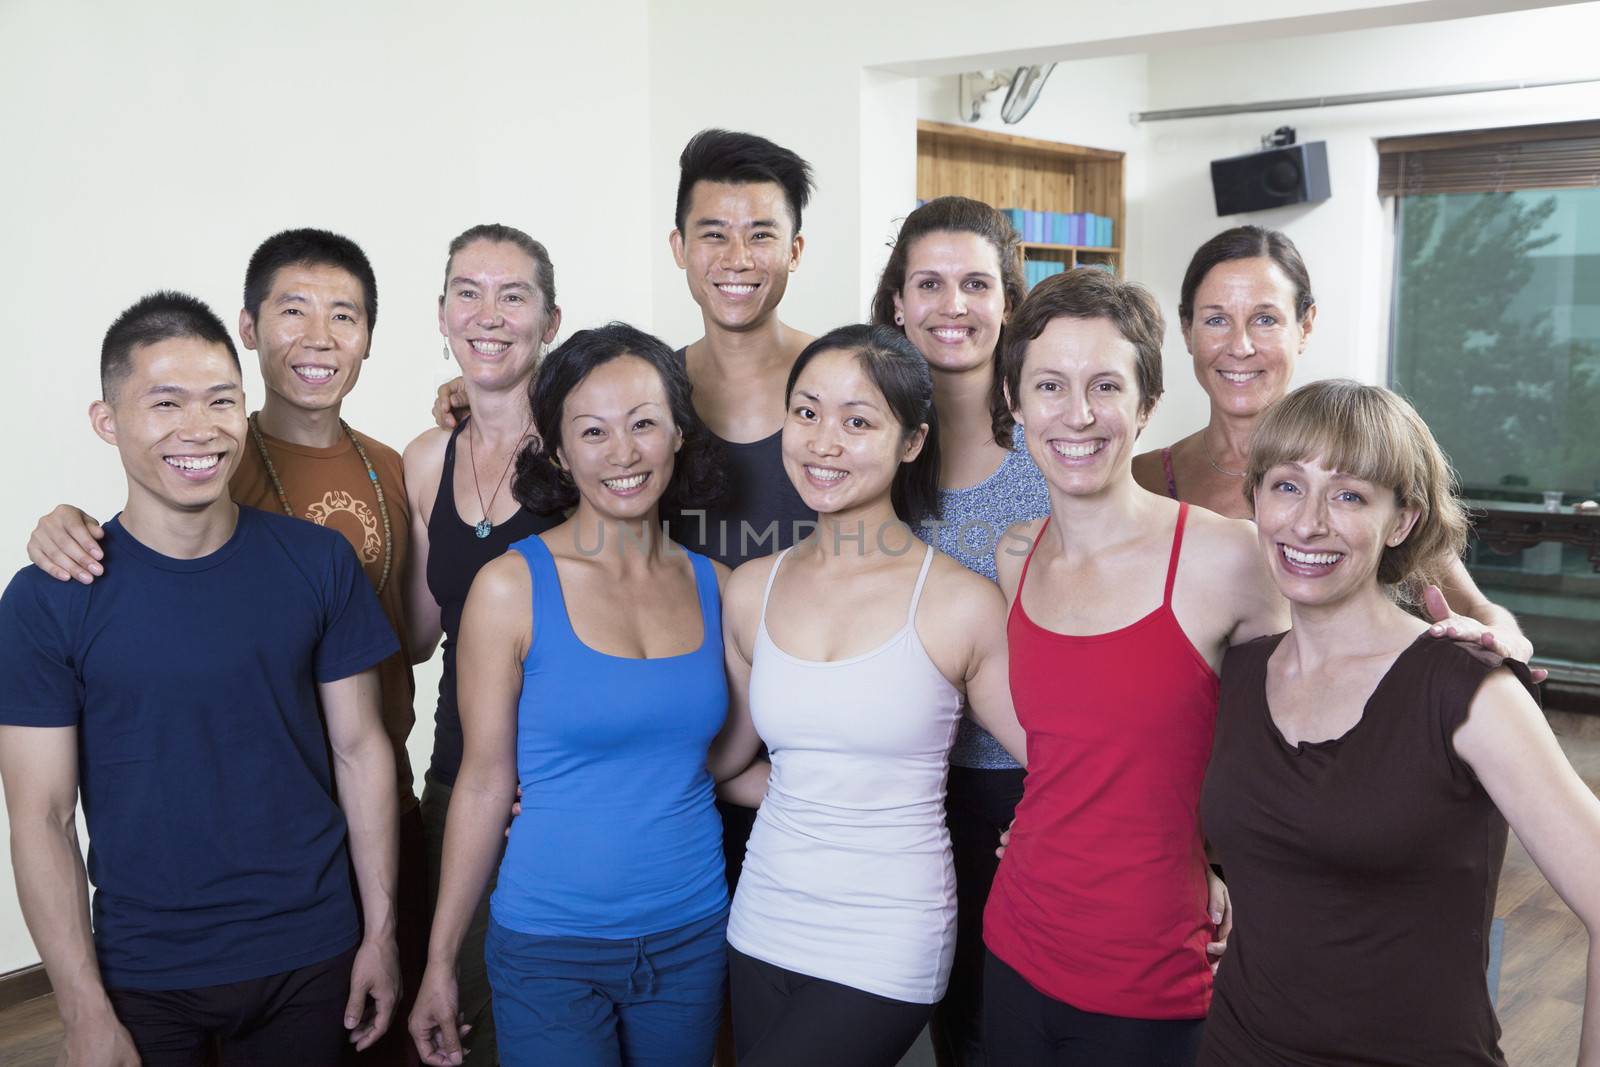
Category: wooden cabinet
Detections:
[{"x1": 915, "y1": 119, "x2": 1125, "y2": 275}]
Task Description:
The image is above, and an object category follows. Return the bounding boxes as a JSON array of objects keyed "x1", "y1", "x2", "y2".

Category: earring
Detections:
[
  {"x1": 442, "y1": 341, "x2": 451, "y2": 361},
  {"x1": 894, "y1": 313, "x2": 904, "y2": 326}
]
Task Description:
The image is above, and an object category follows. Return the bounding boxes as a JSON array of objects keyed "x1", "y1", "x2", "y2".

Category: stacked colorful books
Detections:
[
  {"x1": 1025, "y1": 259, "x2": 1067, "y2": 289},
  {"x1": 1001, "y1": 208, "x2": 1115, "y2": 248}
]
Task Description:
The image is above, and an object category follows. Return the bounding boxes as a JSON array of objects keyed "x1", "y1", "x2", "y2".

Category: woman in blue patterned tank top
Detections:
[
  {"x1": 409, "y1": 324, "x2": 733, "y2": 1067},
  {"x1": 869, "y1": 196, "x2": 1051, "y2": 1066}
]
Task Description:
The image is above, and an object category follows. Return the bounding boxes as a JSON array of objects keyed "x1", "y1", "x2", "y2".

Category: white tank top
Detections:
[{"x1": 727, "y1": 544, "x2": 963, "y2": 1003}]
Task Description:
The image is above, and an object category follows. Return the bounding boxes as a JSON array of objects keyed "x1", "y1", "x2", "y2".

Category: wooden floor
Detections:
[{"x1": 3, "y1": 709, "x2": 1597, "y2": 1066}]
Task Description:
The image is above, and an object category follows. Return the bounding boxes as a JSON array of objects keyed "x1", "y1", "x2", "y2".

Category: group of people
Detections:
[{"x1": 3, "y1": 126, "x2": 1598, "y2": 1067}]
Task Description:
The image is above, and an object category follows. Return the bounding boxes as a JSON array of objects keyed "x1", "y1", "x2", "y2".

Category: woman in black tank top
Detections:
[
  {"x1": 404, "y1": 224, "x2": 563, "y2": 1067},
  {"x1": 424, "y1": 417, "x2": 556, "y2": 787}
]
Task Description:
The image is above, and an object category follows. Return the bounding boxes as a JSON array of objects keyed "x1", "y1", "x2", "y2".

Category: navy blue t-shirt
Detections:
[{"x1": 0, "y1": 506, "x2": 399, "y2": 990}]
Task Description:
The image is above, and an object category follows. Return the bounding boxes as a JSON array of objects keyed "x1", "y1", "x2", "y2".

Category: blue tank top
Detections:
[{"x1": 490, "y1": 534, "x2": 730, "y2": 938}]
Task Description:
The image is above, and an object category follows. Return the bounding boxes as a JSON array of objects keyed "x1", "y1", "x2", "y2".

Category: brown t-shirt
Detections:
[
  {"x1": 1199, "y1": 633, "x2": 1537, "y2": 1067},
  {"x1": 232, "y1": 424, "x2": 417, "y2": 809}
]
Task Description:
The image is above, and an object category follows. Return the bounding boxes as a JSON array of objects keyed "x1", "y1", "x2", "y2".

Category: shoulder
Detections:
[
  {"x1": 927, "y1": 549, "x2": 1005, "y2": 610},
  {"x1": 923, "y1": 550, "x2": 1007, "y2": 633},
  {"x1": 1181, "y1": 506, "x2": 1263, "y2": 574},
  {"x1": 468, "y1": 550, "x2": 533, "y2": 608},
  {"x1": 1131, "y1": 446, "x2": 1167, "y2": 493},
  {"x1": 249, "y1": 505, "x2": 348, "y2": 553},
  {"x1": 246, "y1": 508, "x2": 363, "y2": 591},
  {"x1": 724, "y1": 552, "x2": 780, "y2": 621},
  {"x1": 403, "y1": 426, "x2": 450, "y2": 483},
  {"x1": 0, "y1": 564, "x2": 84, "y2": 620},
  {"x1": 994, "y1": 516, "x2": 1046, "y2": 588},
  {"x1": 349, "y1": 427, "x2": 401, "y2": 468}
]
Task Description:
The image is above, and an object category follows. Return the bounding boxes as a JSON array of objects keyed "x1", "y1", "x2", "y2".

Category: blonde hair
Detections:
[{"x1": 1245, "y1": 379, "x2": 1467, "y2": 591}]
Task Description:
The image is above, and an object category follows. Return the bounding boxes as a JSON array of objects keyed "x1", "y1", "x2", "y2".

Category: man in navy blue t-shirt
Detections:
[{"x1": 0, "y1": 292, "x2": 401, "y2": 1065}]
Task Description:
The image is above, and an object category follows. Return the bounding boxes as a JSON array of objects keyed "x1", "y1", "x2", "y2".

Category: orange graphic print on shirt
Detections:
[{"x1": 305, "y1": 491, "x2": 382, "y2": 564}]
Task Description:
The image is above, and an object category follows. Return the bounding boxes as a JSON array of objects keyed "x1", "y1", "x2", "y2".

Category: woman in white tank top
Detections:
[{"x1": 709, "y1": 324, "x2": 1027, "y2": 1067}]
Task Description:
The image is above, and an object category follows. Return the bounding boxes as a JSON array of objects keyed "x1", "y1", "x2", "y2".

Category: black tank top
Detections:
[
  {"x1": 425, "y1": 418, "x2": 558, "y2": 786},
  {"x1": 662, "y1": 349, "x2": 815, "y2": 567}
]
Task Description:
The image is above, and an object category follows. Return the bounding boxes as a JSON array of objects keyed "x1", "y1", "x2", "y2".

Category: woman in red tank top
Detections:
[{"x1": 980, "y1": 269, "x2": 1287, "y2": 1066}]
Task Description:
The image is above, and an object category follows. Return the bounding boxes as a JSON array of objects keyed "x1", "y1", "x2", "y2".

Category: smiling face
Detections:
[
  {"x1": 1254, "y1": 457, "x2": 1418, "y2": 610},
  {"x1": 440, "y1": 239, "x2": 560, "y2": 392},
  {"x1": 892, "y1": 230, "x2": 1007, "y2": 379},
  {"x1": 1184, "y1": 257, "x2": 1314, "y2": 420},
  {"x1": 92, "y1": 336, "x2": 246, "y2": 515},
  {"x1": 239, "y1": 262, "x2": 370, "y2": 415},
  {"x1": 1012, "y1": 315, "x2": 1146, "y2": 499},
  {"x1": 782, "y1": 347, "x2": 925, "y2": 517},
  {"x1": 556, "y1": 354, "x2": 683, "y2": 523},
  {"x1": 671, "y1": 180, "x2": 803, "y2": 332}
]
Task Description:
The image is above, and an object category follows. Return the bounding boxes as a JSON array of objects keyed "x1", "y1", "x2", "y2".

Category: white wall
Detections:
[{"x1": 0, "y1": 0, "x2": 654, "y2": 976}]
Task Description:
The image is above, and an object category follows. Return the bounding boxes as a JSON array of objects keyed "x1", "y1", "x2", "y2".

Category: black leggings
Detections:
[
  {"x1": 930, "y1": 765, "x2": 1025, "y2": 1066},
  {"x1": 728, "y1": 946, "x2": 931, "y2": 1067},
  {"x1": 982, "y1": 951, "x2": 1204, "y2": 1067}
]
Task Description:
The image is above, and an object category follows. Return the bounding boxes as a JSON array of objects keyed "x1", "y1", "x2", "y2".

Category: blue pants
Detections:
[{"x1": 485, "y1": 908, "x2": 727, "y2": 1067}]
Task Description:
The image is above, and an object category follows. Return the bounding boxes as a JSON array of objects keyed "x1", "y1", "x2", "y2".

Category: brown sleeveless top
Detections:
[{"x1": 1199, "y1": 633, "x2": 1538, "y2": 1067}]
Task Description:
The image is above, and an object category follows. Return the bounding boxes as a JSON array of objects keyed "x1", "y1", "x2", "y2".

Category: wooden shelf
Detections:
[
  {"x1": 1022, "y1": 243, "x2": 1122, "y2": 254},
  {"x1": 917, "y1": 120, "x2": 1124, "y2": 162},
  {"x1": 917, "y1": 122, "x2": 1126, "y2": 280}
]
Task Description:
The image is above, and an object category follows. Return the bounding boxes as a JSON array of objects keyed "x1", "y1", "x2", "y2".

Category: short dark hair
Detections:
[
  {"x1": 442, "y1": 223, "x2": 557, "y2": 315},
  {"x1": 869, "y1": 196, "x2": 1027, "y2": 447},
  {"x1": 1000, "y1": 268, "x2": 1166, "y2": 430},
  {"x1": 512, "y1": 323, "x2": 725, "y2": 516},
  {"x1": 674, "y1": 129, "x2": 815, "y2": 235},
  {"x1": 243, "y1": 228, "x2": 379, "y2": 330},
  {"x1": 101, "y1": 291, "x2": 240, "y2": 400},
  {"x1": 1178, "y1": 225, "x2": 1314, "y2": 327},
  {"x1": 785, "y1": 324, "x2": 942, "y2": 528}
]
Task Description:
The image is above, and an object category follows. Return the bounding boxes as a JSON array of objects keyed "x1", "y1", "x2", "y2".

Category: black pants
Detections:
[
  {"x1": 982, "y1": 951, "x2": 1203, "y2": 1067},
  {"x1": 728, "y1": 947, "x2": 931, "y2": 1067},
  {"x1": 930, "y1": 766, "x2": 1025, "y2": 1067},
  {"x1": 106, "y1": 945, "x2": 357, "y2": 1067}
]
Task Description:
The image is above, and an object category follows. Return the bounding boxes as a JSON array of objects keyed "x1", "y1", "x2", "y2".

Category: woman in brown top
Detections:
[
  {"x1": 1198, "y1": 379, "x2": 1600, "y2": 1066},
  {"x1": 1130, "y1": 227, "x2": 1535, "y2": 671}
]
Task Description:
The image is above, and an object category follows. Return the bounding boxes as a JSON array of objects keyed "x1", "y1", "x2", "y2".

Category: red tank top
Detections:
[{"x1": 984, "y1": 503, "x2": 1220, "y2": 1019}]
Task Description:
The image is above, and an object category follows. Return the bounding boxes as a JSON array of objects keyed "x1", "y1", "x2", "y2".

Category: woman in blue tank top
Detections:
[{"x1": 409, "y1": 323, "x2": 733, "y2": 1067}]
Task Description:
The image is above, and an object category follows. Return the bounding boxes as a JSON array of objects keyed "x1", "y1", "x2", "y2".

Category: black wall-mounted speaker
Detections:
[{"x1": 1210, "y1": 141, "x2": 1331, "y2": 216}]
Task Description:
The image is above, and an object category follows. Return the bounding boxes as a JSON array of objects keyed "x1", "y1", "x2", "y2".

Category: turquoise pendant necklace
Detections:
[{"x1": 468, "y1": 416, "x2": 532, "y2": 539}]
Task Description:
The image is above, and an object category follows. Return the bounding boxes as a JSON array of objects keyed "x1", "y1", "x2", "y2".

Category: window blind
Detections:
[{"x1": 1377, "y1": 119, "x2": 1600, "y2": 197}]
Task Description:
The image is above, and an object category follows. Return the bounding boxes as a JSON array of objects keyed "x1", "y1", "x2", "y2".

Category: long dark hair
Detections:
[
  {"x1": 869, "y1": 196, "x2": 1026, "y2": 447},
  {"x1": 512, "y1": 323, "x2": 725, "y2": 516},
  {"x1": 786, "y1": 324, "x2": 941, "y2": 528}
]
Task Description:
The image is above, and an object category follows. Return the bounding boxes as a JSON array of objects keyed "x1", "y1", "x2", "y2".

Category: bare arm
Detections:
[
  {"x1": 1454, "y1": 670, "x2": 1600, "y2": 1067},
  {"x1": 401, "y1": 435, "x2": 445, "y2": 663},
  {"x1": 0, "y1": 725, "x2": 138, "y2": 1066},
  {"x1": 961, "y1": 582, "x2": 1027, "y2": 766},
  {"x1": 321, "y1": 668, "x2": 400, "y2": 1050},
  {"x1": 26, "y1": 505, "x2": 105, "y2": 585},
  {"x1": 411, "y1": 555, "x2": 526, "y2": 1066},
  {"x1": 1226, "y1": 519, "x2": 1291, "y2": 646},
  {"x1": 707, "y1": 562, "x2": 768, "y2": 807}
]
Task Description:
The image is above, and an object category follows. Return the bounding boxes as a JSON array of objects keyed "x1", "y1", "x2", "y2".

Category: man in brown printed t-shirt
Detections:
[{"x1": 27, "y1": 229, "x2": 425, "y2": 1067}]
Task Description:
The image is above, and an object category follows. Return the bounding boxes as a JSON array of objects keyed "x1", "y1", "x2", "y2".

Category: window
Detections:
[{"x1": 1383, "y1": 121, "x2": 1600, "y2": 681}]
